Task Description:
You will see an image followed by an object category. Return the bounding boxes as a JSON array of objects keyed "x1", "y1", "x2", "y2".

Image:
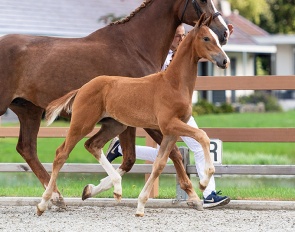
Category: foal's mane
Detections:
[{"x1": 110, "y1": 0, "x2": 153, "y2": 26}]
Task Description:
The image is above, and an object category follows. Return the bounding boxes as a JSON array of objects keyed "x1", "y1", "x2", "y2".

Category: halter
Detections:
[{"x1": 181, "y1": 0, "x2": 222, "y2": 22}]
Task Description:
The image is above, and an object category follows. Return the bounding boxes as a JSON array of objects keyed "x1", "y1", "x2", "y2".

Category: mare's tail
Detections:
[{"x1": 46, "y1": 89, "x2": 79, "y2": 126}]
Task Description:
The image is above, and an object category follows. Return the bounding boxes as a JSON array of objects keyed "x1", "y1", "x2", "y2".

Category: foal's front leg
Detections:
[
  {"x1": 168, "y1": 119, "x2": 215, "y2": 191},
  {"x1": 145, "y1": 129, "x2": 203, "y2": 209},
  {"x1": 135, "y1": 135, "x2": 177, "y2": 217}
]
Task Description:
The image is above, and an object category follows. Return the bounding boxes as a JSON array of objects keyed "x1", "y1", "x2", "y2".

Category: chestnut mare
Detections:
[
  {"x1": 37, "y1": 14, "x2": 230, "y2": 216},
  {"x1": 0, "y1": 0, "x2": 230, "y2": 207}
]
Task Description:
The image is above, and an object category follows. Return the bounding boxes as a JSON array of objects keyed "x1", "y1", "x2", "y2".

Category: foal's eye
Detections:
[
  {"x1": 200, "y1": 0, "x2": 207, "y2": 3},
  {"x1": 203, "y1": 37, "x2": 210, "y2": 42}
]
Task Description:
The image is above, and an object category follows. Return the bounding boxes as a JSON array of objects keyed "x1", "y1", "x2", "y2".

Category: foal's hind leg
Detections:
[
  {"x1": 144, "y1": 129, "x2": 202, "y2": 209},
  {"x1": 37, "y1": 134, "x2": 85, "y2": 216},
  {"x1": 37, "y1": 111, "x2": 100, "y2": 215},
  {"x1": 86, "y1": 126, "x2": 136, "y2": 196},
  {"x1": 82, "y1": 119, "x2": 127, "y2": 201}
]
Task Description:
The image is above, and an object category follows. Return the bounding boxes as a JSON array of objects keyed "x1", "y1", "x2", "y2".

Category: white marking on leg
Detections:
[
  {"x1": 136, "y1": 171, "x2": 158, "y2": 216},
  {"x1": 99, "y1": 151, "x2": 122, "y2": 197},
  {"x1": 91, "y1": 168, "x2": 126, "y2": 196},
  {"x1": 38, "y1": 185, "x2": 54, "y2": 212}
]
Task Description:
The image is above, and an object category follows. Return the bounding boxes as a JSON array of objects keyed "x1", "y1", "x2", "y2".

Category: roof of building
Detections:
[
  {"x1": 0, "y1": 0, "x2": 142, "y2": 37},
  {"x1": 0, "y1": 0, "x2": 286, "y2": 52},
  {"x1": 225, "y1": 11, "x2": 269, "y2": 46},
  {"x1": 253, "y1": 34, "x2": 295, "y2": 45}
]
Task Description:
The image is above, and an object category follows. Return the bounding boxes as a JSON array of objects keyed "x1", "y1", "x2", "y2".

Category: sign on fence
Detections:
[{"x1": 210, "y1": 139, "x2": 222, "y2": 164}]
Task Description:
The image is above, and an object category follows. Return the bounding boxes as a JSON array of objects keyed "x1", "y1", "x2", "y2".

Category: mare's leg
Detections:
[
  {"x1": 144, "y1": 129, "x2": 201, "y2": 207},
  {"x1": 82, "y1": 119, "x2": 127, "y2": 200},
  {"x1": 9, "y1": 99, "x2": 65, "y2": 207},
  {"x1": 89, "y1": 126, "x2": 136, "y2": 195},
  {"x1": 118, "y1": 127, "x2": 137, "y2": 172},
  {"x1": 135, "y1": 135, "x2": 178, "y2": 217}
]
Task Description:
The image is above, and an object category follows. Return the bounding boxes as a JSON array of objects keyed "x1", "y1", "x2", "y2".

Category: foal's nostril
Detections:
[{"x1": 223, "y1": 59, "x2": 227, "y2": 65}]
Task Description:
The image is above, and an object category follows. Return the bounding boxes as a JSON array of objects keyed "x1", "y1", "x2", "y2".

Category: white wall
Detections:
[
  {"x1": 276, "y1": 45, "x2": 294, "y2": 75},
  {"x1": 213, "y1": 52, "x2": 255, "y2": 100}
]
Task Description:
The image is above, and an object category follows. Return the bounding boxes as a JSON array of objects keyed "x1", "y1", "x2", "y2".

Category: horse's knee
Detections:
[
  {"x1": 153, "y1": 160, "x2": 166, "y2": 175},
  {"x1": 84, "y1": 139, "x2": 98, "y2": 154}
]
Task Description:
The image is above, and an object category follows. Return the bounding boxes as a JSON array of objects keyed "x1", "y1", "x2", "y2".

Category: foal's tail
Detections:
[{"x1": 46, "y1": 89, "x2": 79, "y2": 126}]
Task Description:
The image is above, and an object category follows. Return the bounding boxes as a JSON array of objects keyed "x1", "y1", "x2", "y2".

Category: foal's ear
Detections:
[
  {"x1": 204, "y1": 14, "x2": 213, "y2": 27},
  {"x1": 197, "y1": 13, "x2": 207, "y2": 28}
]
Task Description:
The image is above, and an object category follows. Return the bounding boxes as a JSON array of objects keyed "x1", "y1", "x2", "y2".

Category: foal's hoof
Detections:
[
  {"x1": 82, "y1": 184, "x2": 94, "y2": 200},
  {"x1": 187, "y1": 200, "x2": 204, "y2": 211},
  {"x1": 113, "y1": 192, "x2": 122, "y2": 202},
  {"x1": 36, "y1": 205, "x2": 45, "y2": 216},
  {"x1": 135, "y1": 212, "x2": 144, "y2": 217}
]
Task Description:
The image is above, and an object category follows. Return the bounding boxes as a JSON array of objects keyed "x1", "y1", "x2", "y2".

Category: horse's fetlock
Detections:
[{"x1": 138, "y1": 195, "x2": 149, "y2": 204}]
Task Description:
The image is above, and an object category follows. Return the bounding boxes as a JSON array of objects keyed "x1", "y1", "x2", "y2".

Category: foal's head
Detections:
[{"x1": 192, "y1": 13, "x2": 230, "y2": 69}]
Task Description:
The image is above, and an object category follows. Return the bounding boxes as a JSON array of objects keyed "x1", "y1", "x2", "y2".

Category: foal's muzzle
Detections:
[{"x1": 214, "y1": 54, "x2": 230, "y2": 69}]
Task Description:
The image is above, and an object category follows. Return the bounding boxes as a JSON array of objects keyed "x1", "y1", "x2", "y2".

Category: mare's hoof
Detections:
[
  {"x1": 187, "y1": 200, "x2": 204, "y2": 211},
  {"x1": 113, "y1": 192, "x2": 122, "y2": 202},
  {"x1": 82, "y1": 184, "x2": 93, "y2": 200}
]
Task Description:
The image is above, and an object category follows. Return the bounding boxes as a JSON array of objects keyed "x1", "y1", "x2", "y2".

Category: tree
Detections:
[
  {"x1": 263, "y1": 0, "x2": 295, "y2": 34},
  {"x1": 228, "y1": 0, "x2": 271, "y2": 25},
  {"x1": 228, "y1": 0, "x2": 295, "y2": 34}
]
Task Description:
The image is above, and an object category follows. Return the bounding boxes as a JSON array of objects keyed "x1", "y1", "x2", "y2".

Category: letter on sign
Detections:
[{"x1": 210, "y1": 139, "x2": 222, "y2": 164}]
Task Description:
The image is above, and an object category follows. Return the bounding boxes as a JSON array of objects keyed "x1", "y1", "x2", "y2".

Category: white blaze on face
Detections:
[
  {"x1": 211, "y1": 0, "x2": 229, "y2": 39},
  {"x1": 208, "y1": 28, "x2": 230, "y2": 63},
  {"x1": 209, "y1": 28, "x2": 222, "y2": 49}
]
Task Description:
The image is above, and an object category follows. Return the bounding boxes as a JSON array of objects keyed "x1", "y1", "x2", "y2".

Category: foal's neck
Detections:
[{"x1": 164, "y1": 37, "x2": 200, "y2": 97}]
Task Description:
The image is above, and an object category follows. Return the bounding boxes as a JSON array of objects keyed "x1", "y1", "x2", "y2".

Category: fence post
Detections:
[{"x1": 175, "y1": 147, "x2": 190, "y2": 201}]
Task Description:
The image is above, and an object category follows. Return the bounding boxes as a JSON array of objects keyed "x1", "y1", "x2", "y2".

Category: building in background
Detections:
[
  {"x1": 254, "y1": 35, "x2": 295, "y2": 110},
  {"x1": 198, "y1": 0, "x2": 276, "y2": 105}
]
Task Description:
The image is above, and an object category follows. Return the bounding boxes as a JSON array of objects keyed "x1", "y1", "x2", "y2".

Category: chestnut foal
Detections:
[{"x1": 37, "y1": 14, "x2": 229, "y2": 216}]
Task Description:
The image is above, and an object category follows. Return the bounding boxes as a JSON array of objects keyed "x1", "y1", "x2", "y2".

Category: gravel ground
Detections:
[{"x1": 0, "y1": 205, "x2": 294, "y2": 232}]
